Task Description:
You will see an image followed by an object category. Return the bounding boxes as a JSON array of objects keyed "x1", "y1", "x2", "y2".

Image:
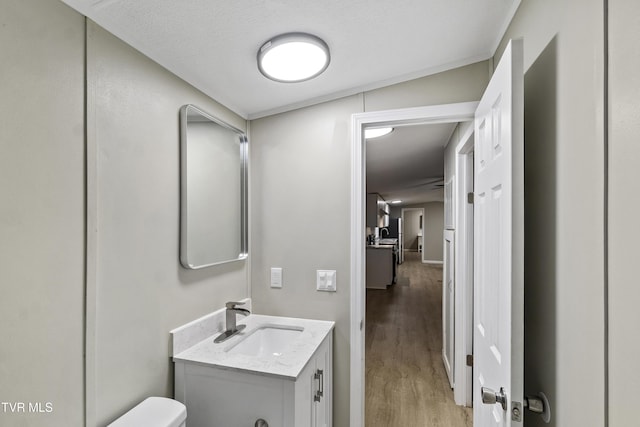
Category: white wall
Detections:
[
  {"x1": 86, "y1": 22, "x2": 249, "y2": 426},
  {"x1": 250, "y1": 63, "x2": 490, "y2": 427},
  {"x1": 608, "y1": 1, "x2": 640, "y2": 425},
  {"x1": 497, "y1": 0, "x2": 605, "y2": 425},
  {"x1": 0, "y1": 1, "x2": 85, "y2": 425}
]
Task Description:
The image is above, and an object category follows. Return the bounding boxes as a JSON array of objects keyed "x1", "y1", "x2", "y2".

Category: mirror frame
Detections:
[{"x1": 179, "y1": 104, "x2": 248, "y2": 269}]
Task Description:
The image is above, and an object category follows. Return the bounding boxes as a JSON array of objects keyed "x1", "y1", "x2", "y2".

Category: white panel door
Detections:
[
  {"x1": 443, "y1": 229, "x2": 455, "y2": 388},
  {"x1": 473, "y1": 39, "x2": 524, "y2": 427}
]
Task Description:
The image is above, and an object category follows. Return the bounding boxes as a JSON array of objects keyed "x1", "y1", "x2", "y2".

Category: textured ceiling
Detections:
[
  {"x1": 60, "y1": 0, "x2": 518, "y2": 205},
  {"x1": 61, "y1": 0, "x2": 520, "y2": 119}
]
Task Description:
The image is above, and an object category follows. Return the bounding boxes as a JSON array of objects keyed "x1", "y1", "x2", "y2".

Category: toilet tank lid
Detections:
[{"x1": 108, "y1": 397, "x2": 186, "y2": 427}]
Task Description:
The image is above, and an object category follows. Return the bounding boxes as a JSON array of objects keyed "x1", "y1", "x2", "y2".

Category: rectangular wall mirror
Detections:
[{"x1": 179, "y1": 104, "x2": 248, "y2": 269}]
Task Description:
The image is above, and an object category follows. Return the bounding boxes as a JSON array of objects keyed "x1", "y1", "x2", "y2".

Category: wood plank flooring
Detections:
[{"x1": 365, "y1": 252, "x2": 472, "y2": 427}]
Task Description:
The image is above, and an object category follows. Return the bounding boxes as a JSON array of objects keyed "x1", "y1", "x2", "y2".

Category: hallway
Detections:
[{"x1": 365, "y1": 252, "x2": 472, "y2": 426}]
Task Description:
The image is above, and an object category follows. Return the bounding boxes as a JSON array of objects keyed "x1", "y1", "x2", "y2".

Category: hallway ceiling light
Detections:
[
  {"x1": 365, "y1": 127, "x2": 394, "y2": 139},
  {"x1": 390, "y1": 200, "x2": 402, "y2": 204},
  {"x1": 258, "y1": 33, "x2": 330, "y2": 83}
]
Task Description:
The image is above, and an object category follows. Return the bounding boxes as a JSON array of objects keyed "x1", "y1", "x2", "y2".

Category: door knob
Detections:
[{"x1": 481, "y1": 386, "x2": 507, "y2": 410}]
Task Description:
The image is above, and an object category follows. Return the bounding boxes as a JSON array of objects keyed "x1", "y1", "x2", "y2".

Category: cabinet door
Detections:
[
  {"x1": 180, "y1": 363, "x2": 292, "y2": 427},
  {"x1": 313, "y1": 336, "x2": 332, "y2": 427},
  {"x1": 295, "y1": 355, "x2": 316, "y2": 426},
  {"x1": 366, "y1": 194, "x2": 378, "y2": 228}
]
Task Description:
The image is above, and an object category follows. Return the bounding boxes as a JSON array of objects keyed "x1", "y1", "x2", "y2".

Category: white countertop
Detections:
[{"x1": 173, "y1": 314, "x2": 334, "y2": 380}]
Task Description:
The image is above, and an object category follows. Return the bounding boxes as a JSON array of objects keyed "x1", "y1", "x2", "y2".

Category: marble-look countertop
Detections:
[
  {"x1": 173, "y1": 314, "x2": 334, "y2": 380},
  {"x1": 367, "y1": 244, "x2": 395, "y2": 249}
]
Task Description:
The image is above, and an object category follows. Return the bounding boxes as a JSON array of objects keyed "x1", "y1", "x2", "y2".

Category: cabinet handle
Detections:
[{"x1": 314, "y1": 369, "x2": 324, "y2": 402}]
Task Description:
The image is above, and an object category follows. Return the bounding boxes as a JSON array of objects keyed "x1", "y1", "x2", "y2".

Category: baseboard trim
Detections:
[{"x1": 423, "y1": 260, "x2": 444, "y2": 265}]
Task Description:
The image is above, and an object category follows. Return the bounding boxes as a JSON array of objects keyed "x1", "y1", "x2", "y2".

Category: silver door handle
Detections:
[
  {"x1": 481, "y1": 386, "x2": 507, "y2": 410},
  {"x1": 313, "y1": 369, "x2": 324, "y2": 402}
]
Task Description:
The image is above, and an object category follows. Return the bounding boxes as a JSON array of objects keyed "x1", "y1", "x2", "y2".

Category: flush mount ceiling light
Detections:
[
  {"x1": 258, "y1": 33, "x2": 330, "y2": 83},
  {"x1": 364, "y1": 127, "x2": 394, "y2": 139}
]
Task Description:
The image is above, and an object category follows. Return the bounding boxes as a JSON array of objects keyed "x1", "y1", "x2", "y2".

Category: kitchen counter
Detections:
[
  {"x1": 368, "y1": 238, "x2": 398, "y2": 249},
  {"x1": 378, "y1": 238, "x2": 398, "y2": 245},
  {"x1": 366, "y1": 244, "x2": 396, "y2": 289},
  {"x1": 173, "y1": 314, "x2": 334, "y2": 380}
]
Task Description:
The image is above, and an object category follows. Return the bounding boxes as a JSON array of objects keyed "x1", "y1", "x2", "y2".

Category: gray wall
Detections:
[
  {"x1": 399, "y1": 204, "x2": 444, "y2": 262},
  {"x1": 609, "y1": 1, "x2": 640, "y2": 426},
  {"x1": 403, "y1": 209, "x2": 422, "y2": 251},
  {"x1": 0, "y1": 1, "x2": 85, "y2": 426},
  {"x1": 86, "y1": 22, "x2": 249, "y2": 426},
  {"x1": 250, "y1": 63, "x2": 490, "y2": 427},
  {"x1": 0, "y1": 1, "x2": 250, "y2": 425},
  {"x1": 497, "y1": 0, "x2": 605, "y2": 425},
  {"x1": 423, "y1": 203, "x2": 444, "y2": 263},
  {"x1": 250, "y1": 95, "x2": 359, "y2": 427},
  {"x1": 4, "y1": 1, "x2": 628, "y2": 426}
]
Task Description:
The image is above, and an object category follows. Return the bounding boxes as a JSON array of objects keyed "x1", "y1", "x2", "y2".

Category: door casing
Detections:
[
  {"x1": 350, "y1": 102, "x2": 478, "y2": 426},
  {"x1": 453, "y1": 128, "x2": 475, "y2": 406}
]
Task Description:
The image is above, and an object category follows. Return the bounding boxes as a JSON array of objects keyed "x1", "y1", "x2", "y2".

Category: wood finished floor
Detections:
[{"x1": 365, "y1": 252, "x2": 472, "y2": 427}]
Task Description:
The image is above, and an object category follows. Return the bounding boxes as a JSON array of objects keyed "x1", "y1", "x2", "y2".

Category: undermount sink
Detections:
[{"x1": 225, "y1": 324, "x2": 304, "y2": 357}]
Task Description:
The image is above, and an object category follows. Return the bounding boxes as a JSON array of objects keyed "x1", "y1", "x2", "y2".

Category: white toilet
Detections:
[{"x1": 108, "y1": 397, "x2": 187, "y2": 427}]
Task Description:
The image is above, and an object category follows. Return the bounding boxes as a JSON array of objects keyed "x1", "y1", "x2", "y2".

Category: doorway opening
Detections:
[
  {"x1": 401, "y1": 208, "x2": 424, "y2": 261},
  {"x1": 350, "y1": 102, "x2": 478, "y2": 426}
]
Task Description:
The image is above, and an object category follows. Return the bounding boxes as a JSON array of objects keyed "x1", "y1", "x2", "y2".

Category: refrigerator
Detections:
[{"x1": 386, "y1": 217, "x2": 403, "y2": 264}]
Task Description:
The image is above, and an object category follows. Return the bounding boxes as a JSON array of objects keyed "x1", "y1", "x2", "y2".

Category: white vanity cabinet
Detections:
[
  {"x1": 292, "y1": 334, "x2": 332, "y2": 427},
  {"x1": 173, "y1": 321, "x2": 332, "y2": 427}
]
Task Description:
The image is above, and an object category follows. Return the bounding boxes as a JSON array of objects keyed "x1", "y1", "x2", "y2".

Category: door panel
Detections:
[{"x1": 473, "y1": 39, "x2": 524, "y2": 427}]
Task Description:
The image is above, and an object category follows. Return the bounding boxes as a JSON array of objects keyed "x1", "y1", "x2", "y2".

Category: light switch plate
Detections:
[
  {"x1": 316, "y1": 270, "x2": 336, "y2": 292},
  {"x1": 270, "y1": 267, "x2": 282, "y2": 288}
]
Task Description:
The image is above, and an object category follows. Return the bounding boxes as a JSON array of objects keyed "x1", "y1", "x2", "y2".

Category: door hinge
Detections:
[
  {"x1": 466, "y1": 354, "x2": 473, "y2": 367},
  {"x1": 467, "y1": 192, "x2": 474, "y2": 204}
]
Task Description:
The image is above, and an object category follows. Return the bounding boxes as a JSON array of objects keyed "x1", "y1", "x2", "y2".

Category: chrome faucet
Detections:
[
  {"x1": 380, "y1": 227, "x2": 389, "y2": 237},
  {"x1": 214, "y1": 301, "x2": 251, "y2": 343}
]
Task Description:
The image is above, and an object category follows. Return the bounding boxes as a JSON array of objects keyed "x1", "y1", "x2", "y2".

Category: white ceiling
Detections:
[
  {"x1": 61, "y1": 0, "x2": 520, "y2": 119},
  {"x1": 60, "y1": 0, "x2": 518, "y2": 206}
]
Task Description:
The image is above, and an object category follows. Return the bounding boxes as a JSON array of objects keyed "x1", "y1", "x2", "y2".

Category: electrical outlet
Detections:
[{"x1": 270, "y1": 267, "x2": 282, "y2": 288}]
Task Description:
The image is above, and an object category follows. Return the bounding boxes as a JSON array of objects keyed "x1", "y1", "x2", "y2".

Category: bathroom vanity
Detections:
[{"x1": 172, "y1": 312, "x2": 334, "y2": 427}]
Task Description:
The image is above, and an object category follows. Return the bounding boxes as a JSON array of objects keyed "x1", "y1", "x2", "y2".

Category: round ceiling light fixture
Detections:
[
  {"x1": 258, "y1": 33, "x2": 330, "y2": 83},
  {"x1": 364, "y1": 127, "x2": 394, "y2": 139}
]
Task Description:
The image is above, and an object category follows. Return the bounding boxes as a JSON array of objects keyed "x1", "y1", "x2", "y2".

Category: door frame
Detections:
[
  {"x1": 453, "y1": 124, "x2": 475, "y2": 406},
  {"x1": 350, "y1": 102, "x2": 478, "y2": 426}
]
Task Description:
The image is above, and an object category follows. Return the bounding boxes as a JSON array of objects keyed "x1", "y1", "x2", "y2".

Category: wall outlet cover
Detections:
[
  {"x1": 316, "y1": 270, "x2": 336, "y2": 292},
  {"x1": 271, "y1": 267, "x2": 282, "y2": 288}
]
